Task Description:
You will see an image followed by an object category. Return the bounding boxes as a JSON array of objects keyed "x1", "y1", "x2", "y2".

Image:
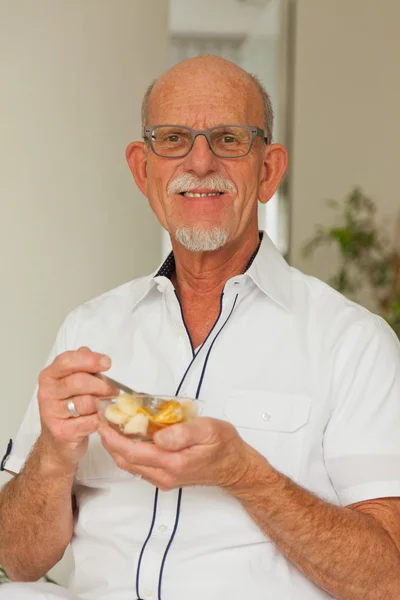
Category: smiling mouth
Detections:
[{"x1": 180, "y1": 192, "x2": 223, "y2": 198}]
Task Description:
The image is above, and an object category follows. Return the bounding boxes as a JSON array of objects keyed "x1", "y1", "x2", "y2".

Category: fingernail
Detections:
[{"x1": 100, "y1": 356, "x2": 111, "y2": 369}]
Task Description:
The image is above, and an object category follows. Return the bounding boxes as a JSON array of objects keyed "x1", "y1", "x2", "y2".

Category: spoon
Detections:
[{"x1": 95, "y1": 373, "x2": 166, "y2": 414}]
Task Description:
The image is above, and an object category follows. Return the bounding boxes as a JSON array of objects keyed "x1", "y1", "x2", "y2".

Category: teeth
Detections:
[{"x1": 183, "y1": 192, "x2": 222, "y2": 198}]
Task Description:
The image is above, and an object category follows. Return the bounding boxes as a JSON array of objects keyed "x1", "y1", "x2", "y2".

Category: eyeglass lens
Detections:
[{"x1": 150, "y1": 126, "x2": 253, "y2": 157}]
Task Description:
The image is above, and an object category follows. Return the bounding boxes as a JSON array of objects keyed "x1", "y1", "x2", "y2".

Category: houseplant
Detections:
[{"x1": 302, "y1": 187, "x2": 400, "y2": 335}]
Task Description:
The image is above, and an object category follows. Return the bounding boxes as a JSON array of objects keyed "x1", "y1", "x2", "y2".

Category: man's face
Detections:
[{"x1": 130, "y1": 67, "x2": 272, "y2": 251}]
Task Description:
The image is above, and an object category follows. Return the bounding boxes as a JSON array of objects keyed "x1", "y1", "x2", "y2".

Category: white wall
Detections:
[
  {"x1": 290, "y1": 0, "x2": 400, "y2": 309},
  {"x1": 170, "y1": 0, "x2": 272, "y2": 37},
  {"x1": 0, "y1": 0, "x2": 168, "y2": 584}
]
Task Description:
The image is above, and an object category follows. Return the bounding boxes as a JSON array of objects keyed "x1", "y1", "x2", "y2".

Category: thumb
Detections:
[{"x1": 154, "y1": 419, "x2": 204, "y2": 451}]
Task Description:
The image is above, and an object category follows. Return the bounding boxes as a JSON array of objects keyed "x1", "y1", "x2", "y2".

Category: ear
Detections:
[
  {"x1": 126, "y1": 141, "x2": 148, "y2": 197},
  {"x1": 258, "y1": 143, "x2": 288, "y2": 204}
]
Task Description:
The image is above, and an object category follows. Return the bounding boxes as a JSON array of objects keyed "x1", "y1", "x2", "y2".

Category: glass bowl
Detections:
[{"x1": 97, "y1": 392, "x2": 201, "y2": 442}]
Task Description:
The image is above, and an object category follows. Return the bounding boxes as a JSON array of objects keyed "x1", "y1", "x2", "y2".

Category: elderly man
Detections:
[{"x1": 1, "y1": 55, "x2": 400, "y2": 600}]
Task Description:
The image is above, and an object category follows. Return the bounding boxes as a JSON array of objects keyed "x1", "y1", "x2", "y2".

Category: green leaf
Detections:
[
  {"x1": 328, "y1": 228, "x2": 353, "y2": 249},
  {"x1": 391, "y1": 298, "x2": 400, "y2": 315}
]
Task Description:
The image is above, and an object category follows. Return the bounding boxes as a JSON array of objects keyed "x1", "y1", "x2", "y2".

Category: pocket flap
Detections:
[{"x1": 224, "y1": 391, "x2": 311, "y2": 433}]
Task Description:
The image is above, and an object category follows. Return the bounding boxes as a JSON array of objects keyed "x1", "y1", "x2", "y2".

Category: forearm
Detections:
[
  {"x1": 229, "y1": 451, "x2": 400, "y2": 600},
  {"x1": 0, "y1": 436, "x2": 75, "y2": 581}
]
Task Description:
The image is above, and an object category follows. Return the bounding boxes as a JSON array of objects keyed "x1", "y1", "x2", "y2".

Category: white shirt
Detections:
[{"x1": 4, "y1": 231, "x2": 400, "y2": 600}]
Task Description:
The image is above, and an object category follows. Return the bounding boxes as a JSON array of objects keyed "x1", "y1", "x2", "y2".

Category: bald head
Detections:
[{"x1": 141, "y1": 55, "x2": 273, "y2": 141}]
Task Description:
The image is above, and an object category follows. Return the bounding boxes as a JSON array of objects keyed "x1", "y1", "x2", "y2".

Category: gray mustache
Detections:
[{"x1": 168, "y1": 173, "x2": 237, "y2": 195}]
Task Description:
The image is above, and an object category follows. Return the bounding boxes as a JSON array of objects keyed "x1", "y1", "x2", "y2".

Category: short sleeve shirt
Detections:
[{"x1": 3, "y1": 232, "x2": 400, "y2": 600}]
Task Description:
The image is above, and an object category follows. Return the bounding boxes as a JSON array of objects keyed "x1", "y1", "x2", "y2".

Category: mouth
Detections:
[
  {"x1": 180, "y1": 192, "x2": 223, "y2": 198},
  {"x1": 179, "y1": 188, "x2": 226, "y2": 198}
]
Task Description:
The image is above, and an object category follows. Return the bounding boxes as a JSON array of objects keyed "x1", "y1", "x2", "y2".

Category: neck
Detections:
[{"x1": 170, "y1": 226, "x2": 260, "y2": 298}]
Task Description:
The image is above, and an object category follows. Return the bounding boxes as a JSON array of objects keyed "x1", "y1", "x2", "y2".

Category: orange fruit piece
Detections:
[{"x1": 151, "y1": 400, "x2": 183, "y2": 425}]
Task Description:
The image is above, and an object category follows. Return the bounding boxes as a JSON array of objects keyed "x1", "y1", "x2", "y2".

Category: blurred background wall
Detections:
[
  {"x1": 1, "y1": 0, "x2": 400, "y2": 586},
  {"x1": 0, "y1": 0, "x2": 168, "y2": 582},
  {"x1": 290, "y1": 0, "x2": 400, "y2": 314}
]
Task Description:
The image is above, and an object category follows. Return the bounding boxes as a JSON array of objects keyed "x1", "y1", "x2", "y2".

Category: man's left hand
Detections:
[{"x1": 98, "y1": 417, "x2": 258, "y2": 491}]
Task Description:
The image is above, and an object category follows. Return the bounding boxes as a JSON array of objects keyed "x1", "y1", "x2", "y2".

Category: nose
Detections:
[{"x1": 182, "y1": 133, "x2": 219, "y2": 177}]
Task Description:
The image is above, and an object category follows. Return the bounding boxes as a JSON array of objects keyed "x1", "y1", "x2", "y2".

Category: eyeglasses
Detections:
[{"x1": 143, "y1": 124, "x2": 268, "y2": 159}]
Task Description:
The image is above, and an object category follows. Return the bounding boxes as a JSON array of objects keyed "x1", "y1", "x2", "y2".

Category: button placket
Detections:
[
  {"x1": 138, "y1": 280, "x2": 244, "y2": 598},
  {"x1": 137, "y1": 491, "x2": 180, "y2": 599},
  {"x1": 136, "y1": 546, "x2": 160, "y2": 600},
  {"x1": 176, "y1": 290, "x2": 241, "y2": 400}
]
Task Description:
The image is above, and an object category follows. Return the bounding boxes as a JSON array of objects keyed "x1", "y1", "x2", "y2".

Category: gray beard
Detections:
[{"x1": 174, "y1": 227, "x2": 229, "y2": 252}]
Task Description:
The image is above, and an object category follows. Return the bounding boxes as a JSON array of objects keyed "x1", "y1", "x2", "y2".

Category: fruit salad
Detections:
[{"x1": 100, "y1": 392, "x2": 198, "y2": 441}]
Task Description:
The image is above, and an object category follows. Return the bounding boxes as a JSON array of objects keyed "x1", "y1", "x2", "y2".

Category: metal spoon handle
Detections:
[{"x1": 95, "y1": 373, "x2": 136, "y2": 396}]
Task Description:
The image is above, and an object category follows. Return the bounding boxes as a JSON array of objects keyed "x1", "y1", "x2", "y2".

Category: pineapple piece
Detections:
[
  {"x1": 123, "y1": 412, "x2": 150, "y2": 436},
  {"x1": 116, "y1": 393, "x2": 143, "y2": 417},
  {"x1": 105, "y1": 404, "x2": 130, "y2": 425}
]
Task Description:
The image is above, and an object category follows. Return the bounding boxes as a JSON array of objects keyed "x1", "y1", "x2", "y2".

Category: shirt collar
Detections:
[
  {"x1": 137, "y1": 230, "x2": 291, "y2": 312},
  {"x1": 246, "y1": 231, "x2": 291, "y2": 312},
  {"x1": 154, "y1": 233, "x2": 262, "y2": 279}
]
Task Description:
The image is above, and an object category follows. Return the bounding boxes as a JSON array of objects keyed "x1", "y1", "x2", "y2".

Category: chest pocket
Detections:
[{"x1": 224, "y1": 391, "x2": 311, "y2": 481}]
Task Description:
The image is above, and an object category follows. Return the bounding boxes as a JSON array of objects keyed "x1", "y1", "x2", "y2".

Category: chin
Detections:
[{"x1": 174, "y1": 226, "x2": 229, "y2": 252}]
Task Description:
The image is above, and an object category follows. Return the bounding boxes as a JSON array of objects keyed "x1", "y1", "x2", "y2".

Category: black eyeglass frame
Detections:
[{"x1": 143, "y1": 124, "x2": 269, "y2": 159}]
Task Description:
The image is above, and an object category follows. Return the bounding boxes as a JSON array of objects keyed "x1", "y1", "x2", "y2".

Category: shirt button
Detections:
[
  {"x1": 158, "y1": 524, "x2": 169, "y2": 534},
  {"x1": 143, "y1": 589, "x2": 152, "y2": 599},
  {"x1": 262, "y1": 412, "x2": 271, "y2": 421}
]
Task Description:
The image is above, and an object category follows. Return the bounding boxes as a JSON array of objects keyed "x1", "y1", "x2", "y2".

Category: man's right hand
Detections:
[{"x1": 37, "y1": 346, "x2": 119, "y2": 475}]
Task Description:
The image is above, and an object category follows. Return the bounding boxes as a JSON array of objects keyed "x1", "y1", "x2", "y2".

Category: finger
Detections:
[
  {"x1": 111, "y1": 459, "x2": 179, "y2": 490},
  {"x1": 58, "y1": 372, "x2": 119, "y2": 401},
  {"x1": 60, "y1": 395, "x2": 98, "y2": 419},
  {"x1": 60, "y1": 413, "x2": 100, "y2": 439},
  {"x1": 98, "y1": 424, "x2": 168, "y2": 469},
  {"x1": 77, "y1": 346, "x2": 92, "y2": 352},
  {"x1": 44, "y1": 350, "x2": 112, "y2": 381},
  {"x1": 154, "y1": 418, "x2": 213, "y2": 451}
]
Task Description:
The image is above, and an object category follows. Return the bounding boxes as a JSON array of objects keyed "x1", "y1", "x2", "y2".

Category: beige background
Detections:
[
  {"x1": 2, "y1": 0, "x2": 400, "y2": 587},
  {"x1": 0, "y1": 0, "x2": 168, "y2": 583},
  {"x1": 289, "y1": 0, "x2": 400, "y2": 310}
]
